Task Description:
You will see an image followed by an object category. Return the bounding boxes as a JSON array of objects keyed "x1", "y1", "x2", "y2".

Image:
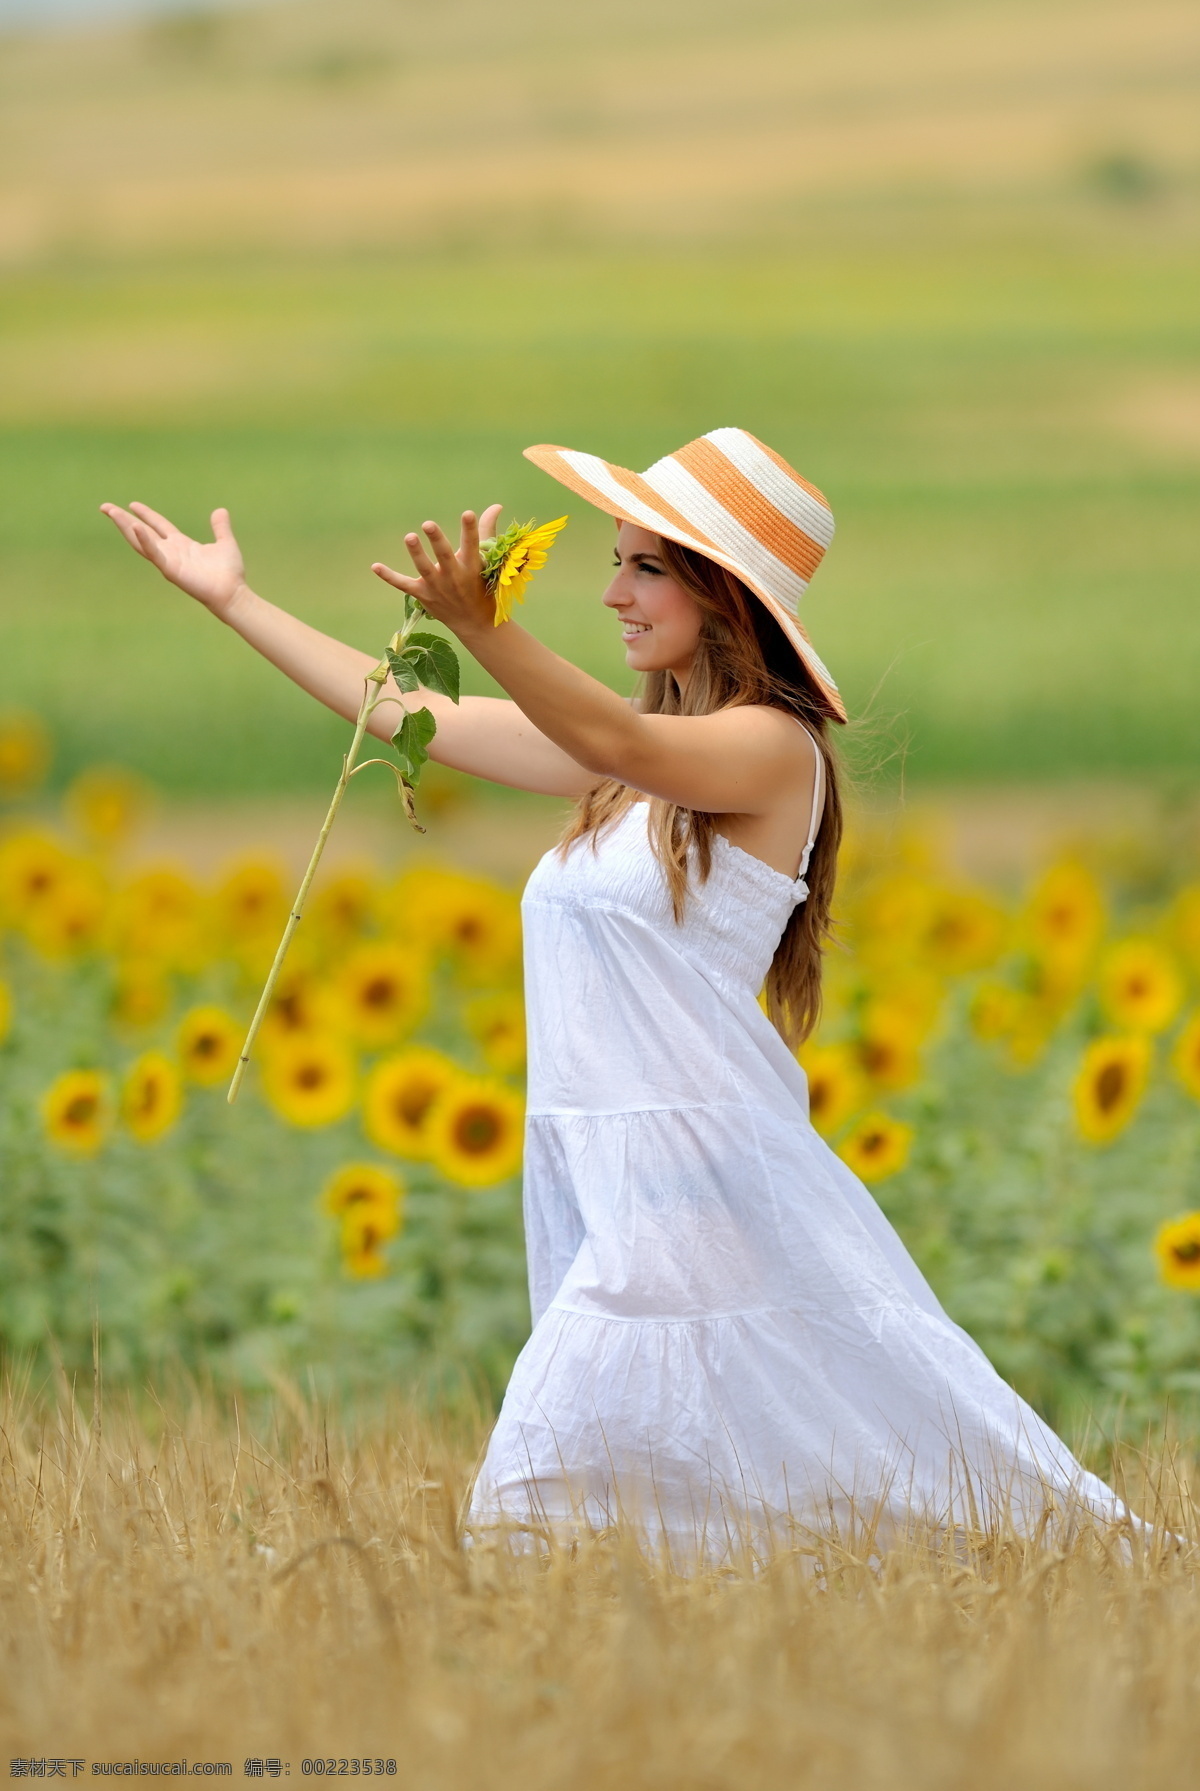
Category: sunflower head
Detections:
[
  {"x1": 799, "y1": 1041, "x2": 866, "y2": 1138},
  {"x1": 426, "y1": 1075, "x2": 525, "y2": 1187},
  {"x1": 177, "y1": 1005, "x2": 243, "y2": 1087},
  {"x1": 1025, "y1": 860, "x2": 1106, "y2": 967},
  {"x1": 1072, "y1": 1033, "x2": 1151, "y2": 1145},
  {"x1": 1156, "y1": 1213, "x2": 1200, "y2": 1292},
  {"x1": 121, "y1": 1051, "x2": 184, "y2": 1145},
  {"x1": 112, "y1": 959, "x2": 172, "y2": 1029},
  {"x1": 65, "y1": 766, "x2": 150, "y2": 850},
  {"x1": 111, "y1": 867, "x2": 205, "y2": 969},
  {"x1": 261, "y1": 1032, "x2": 357, "y2": 1129},
  {"x1": 0, "y1": 710, "x2": 50, "y2": 796},
  {"x1": 481, "y1": 516, "x2": 568, "y2": 626},
  {"x1": 322, "y1": 1163, "x2": 404, "y2": 1276},
  {"x1": 42, "y1": 1068, "x2": 112, "y2": 1157},
  {"x1": 465, "y1": 991, "x2": 527, "y2": 1075},
  {"x1": 334, "y1": 942, "x2": 428, "y2": 1048},
  {"x1": 920, "y1": 888, "x2": 1008, "y2": 975},
  {"x1": 363, "y1": 1047, "x2": 459, "y2": 1158},
  {"x1": 212, "y1": 859, "x2": 289, "y2": 946},
  {"x1": 836, "y1": 1111, "x2": 914, "y2": 1183},
  {"x1": 0, "y1": 831, "x2": 72, "y2": 923},
  {"x1": 23, "y1": 867, "x2": 108, "y2": 960},
  {"x1": 1098, "y1": 938, "x2": 1184, "y2": 1035},
  {"x1": 855, "y1": 1000, "x2": 924, "y2": 1091}
]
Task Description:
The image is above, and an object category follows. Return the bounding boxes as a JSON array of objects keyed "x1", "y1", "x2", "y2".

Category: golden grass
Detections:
[{"x1": 3, "y1": 1379, "x2": 1200, "y2": 1785}]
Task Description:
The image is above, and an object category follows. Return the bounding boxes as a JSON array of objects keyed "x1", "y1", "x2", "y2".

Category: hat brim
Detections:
[{"x1": 524, "y1": 443, "x2": 847, "y2": 724}]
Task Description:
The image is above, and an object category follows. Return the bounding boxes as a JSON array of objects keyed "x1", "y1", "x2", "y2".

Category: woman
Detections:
[{"x1": 102, "y1": 428, "x2": 1132, "y2": 1559}]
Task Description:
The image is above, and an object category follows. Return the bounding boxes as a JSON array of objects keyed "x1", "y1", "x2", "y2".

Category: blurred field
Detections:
[
  {"x1": 1, "y1": 1382, "x2": 1197, "y2": 1786},
  {"x1": 0, "y1": 0, "x2": 1198, "y2": 793}
]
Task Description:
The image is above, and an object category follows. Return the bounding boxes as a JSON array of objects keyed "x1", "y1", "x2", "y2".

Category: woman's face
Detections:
[{"x1": 602, "y1": 522, "x2": 703, "y2": 681}]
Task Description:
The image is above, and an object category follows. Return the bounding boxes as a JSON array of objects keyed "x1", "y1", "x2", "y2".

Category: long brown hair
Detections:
[{"x1": 560, "y1": 536, "x2": 843, "y2": 1047}]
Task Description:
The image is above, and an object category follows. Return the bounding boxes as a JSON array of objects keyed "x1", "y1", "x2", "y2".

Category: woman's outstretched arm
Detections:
[{"x1": 99, "y1": 501, "x2": 594, "y2": 798}]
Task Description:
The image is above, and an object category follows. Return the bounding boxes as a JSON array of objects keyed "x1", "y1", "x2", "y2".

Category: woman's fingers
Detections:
[
  {"x1": 101, "y1": 504, "x2": 159, "y2": 561},
  {"x1": 210, "y1": 507, "x2": 235, "y2": 541},
  {"x1": 403, "y1": 530, "x2": 438, "y2": 580},
  {"x1": 459, "y1": 510, "x2": 480, "y2": 563},
  {"x1": 127, "y1": 501, "x2": 177, "y2": 539},
  {"x1": 422, "y1": 520, "x2": 459, "y2": 577},
  {"x1": 372, "y1": 561, "x2": 422, "y2": 596}
]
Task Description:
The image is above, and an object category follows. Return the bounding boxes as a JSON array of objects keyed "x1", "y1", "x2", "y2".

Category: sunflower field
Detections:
[{"x1": 4, "y1": 710, "x2": 1200, "y2": 1437}]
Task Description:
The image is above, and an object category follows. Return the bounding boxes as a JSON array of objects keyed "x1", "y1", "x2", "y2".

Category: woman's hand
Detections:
[
  {"x1": 100, "y1": 501, "x2": 248, "y2": 619},
  {"x1": 371, "y1": 504, "x2": 503, "y2": 642}
]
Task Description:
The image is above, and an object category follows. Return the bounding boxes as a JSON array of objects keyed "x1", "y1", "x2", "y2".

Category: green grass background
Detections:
[{"x1": 2, "y1": 0, "x2": 1199, "y2": 797}]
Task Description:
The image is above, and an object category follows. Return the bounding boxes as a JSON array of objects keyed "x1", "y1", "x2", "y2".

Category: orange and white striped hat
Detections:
[{"x1": 524, "y1": 428, "x2": 845, "y2": 722}]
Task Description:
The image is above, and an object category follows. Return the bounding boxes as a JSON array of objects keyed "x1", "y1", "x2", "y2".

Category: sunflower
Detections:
[
  {"x1": 426, "y1": 1075, "x2": 525, "y2": 1187},
  {"x1": 969, "y1": 980, "x2": 1023, "y2": 1043},
  {"x1": 120, "y1": 1051, "x2": 183, "y2": 1144},
  {"x1": 1098, "y1": 938, "x2": 1184, "y2": 1035},
  {"x1": 362, "y1": 1047, "x2": 459, "y2": 1158},
  {"x1": 920, "y1": 887, "x2": 1008, "y2": 975},
  {"x1": 0, "y1": 709, "x2": 50, "y2": 796},
  {"x1": 42, "y1": 1068, "x2": 111, "y2": 1156},
  {"x1": 308, "y1": 871, "x2": 380, "y2": 952},
  {"x1": 1024, "y1": 860, "x2": 1105, "y2": 969},
  {"x1": 1171, "y1": 1012, "x2": 1200, "y2": 1102},
  {"x1": 1072, "y1": 1034, "x2": 1150, "y2": 1145},
  {"x1": 110, "y1": 867, "x2": 205, "y2": 968},
  {"x1": 177, "y1": 1005, "x2": 243, "y2": 1086},
  {"x1": 466, "y1": 990, "x2": 527, "y2": 1074},
  {"x1": 321, "y1": 1160, "x2": 406, "y2": 1224},
  {"x1": 212, "y1": 858, "x2": 289, "y2": 945},
  {"x1": 850, "y1": 873, "x2": 934, "y2": 967},
  {"x1": 836, "y1": 1111, "x2": 913, "y2": 1183},
  {"x1": 1155, "y1": 1213, "x2": 1200, "y2": 1292},
  {"x1": 0, "y1": 830, "x2": 72, "y2": 923},
  {"x1": 65, "y1": 766, "x2": 150, "y2": 850},
  {"x1": 855, "y1": 1000, "x2": 923, "y2": 1091},
  {"x1": 799, "y1": 1041, "x2": 866, "y2": 1138},
  {"x1": 261, "y1": 1032, "x2": 356, "y2": 1128},
  {"x1": 390, "y1": 868, "x2": 521, "y2": 983},
  {"x1": 334, "y1": 942, "x2": 428, "y2": 1048},
  {"x1": 322, "y1": 1163, "x2": 404, "y2": 1277},
  {"x1": 0, "y1": 978, "x2": 12, "y2": 1045},
  {"x1": 483, "y1": 516, "x2": 569, "y2": 625},
  {"x1": 111, "y1": 959, "x2": 172, "y2": 1028},
  {"x1": 23, "y1": 867, "x2": 108, "y2": 960},
  {"x1": 340, "y1": 1221, "x2": 390, "y2": 1279},
  {"x1": 258, "y1": 961, "x2": 340, "y2": 1049}
]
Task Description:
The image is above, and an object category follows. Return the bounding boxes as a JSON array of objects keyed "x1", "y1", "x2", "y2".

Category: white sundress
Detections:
[{"x1": 468, "y1": 739, "x2": 1135, "y2": 1558}]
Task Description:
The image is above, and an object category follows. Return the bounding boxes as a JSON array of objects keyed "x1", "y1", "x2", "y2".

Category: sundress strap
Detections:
[{"x1": 796, "y1": 721, "x2": 824, "y2": 875}]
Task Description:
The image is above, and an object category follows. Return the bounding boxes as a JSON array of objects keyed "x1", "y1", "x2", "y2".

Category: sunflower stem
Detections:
[{"x1": 227, "y1": 662, "x2": 387, "y2": 1104}]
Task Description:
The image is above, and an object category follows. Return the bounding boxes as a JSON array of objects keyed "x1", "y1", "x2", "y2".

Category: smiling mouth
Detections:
[{"x1": 622, "y1": 622, "x2": 652, "y2": 637}]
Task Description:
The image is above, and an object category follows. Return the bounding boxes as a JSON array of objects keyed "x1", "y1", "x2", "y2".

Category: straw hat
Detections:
[{"x1": 524, "y1": 427, "x2": 846, "y2": 723}]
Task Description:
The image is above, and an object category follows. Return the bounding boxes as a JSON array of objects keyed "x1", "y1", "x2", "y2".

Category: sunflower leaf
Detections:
[
  {"x1": 405, "y1": 633, "x2": 461, "y2": 703},
  {"x1": 391, "y1": 706, "x2": 437, "y2": 783},
  {"x1": 386, "y1": 647, "x2": 420, "y2": 695}
]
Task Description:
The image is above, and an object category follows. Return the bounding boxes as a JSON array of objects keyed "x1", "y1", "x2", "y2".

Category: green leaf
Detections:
[
  {"x1": 391, "y1": 706, "x2": 437, "y2": 783},
  {"x1": 406, "y1": 632, "x2": 461, "y2": 703},
  {"x1": 386, "y1": 646, "x2": 420, "y2": 695},
  {"x1": 402, "y1": 593, "x2": 425, "y2": 626}
]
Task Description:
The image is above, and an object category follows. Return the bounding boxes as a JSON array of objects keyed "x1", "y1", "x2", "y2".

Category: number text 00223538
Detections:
[{"x1": 299, "y1": 1766, "x2": 396, "y2": 1778}]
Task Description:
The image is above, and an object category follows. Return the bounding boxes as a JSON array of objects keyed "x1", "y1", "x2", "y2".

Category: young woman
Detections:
[{"x1": 102, "y1": 428, "x2": 1133, "y2": 1558}]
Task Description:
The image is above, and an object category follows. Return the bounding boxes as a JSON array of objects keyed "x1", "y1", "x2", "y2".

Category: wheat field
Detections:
[{"x1": 0, "y1": 1379, "x2": 1197, "y2": 1786}]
